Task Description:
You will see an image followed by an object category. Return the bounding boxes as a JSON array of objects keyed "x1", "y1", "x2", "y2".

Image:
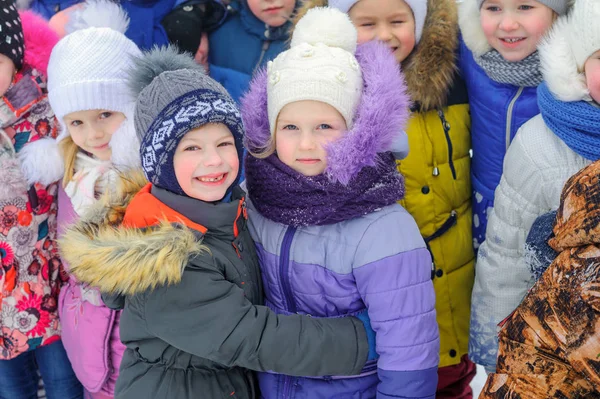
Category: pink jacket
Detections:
[{"x1": 57, "y1": 187, "x2": 124, "y2": 395}]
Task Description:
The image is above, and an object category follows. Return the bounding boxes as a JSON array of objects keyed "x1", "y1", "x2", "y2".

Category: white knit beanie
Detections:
[
  {"x1": 329, "y1": 0, "x2": 427, "y2": 44},
  {"x1": 48, "y1": 26, "x2": 141, "y2": 122},
  {"x1": 267, "y1": 7, "x2": 363, "y2": 135},
  {"x1": 540, "y1": 0, "x2": 600, "y2": 102}
]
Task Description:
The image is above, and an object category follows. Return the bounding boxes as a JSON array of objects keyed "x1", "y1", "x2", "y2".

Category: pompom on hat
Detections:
[
  {"x1": 329, "y1": 0, "x2": 428, "y2": 44},
  {"x1": 267, "y1": 7, "x2": 363, "y2": 135}
]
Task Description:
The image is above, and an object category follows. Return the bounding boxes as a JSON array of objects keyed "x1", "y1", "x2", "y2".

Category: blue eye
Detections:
[
  {"x1": 70, "y1": 120, "x2": 82, "y2": 127},
  {"x1": 282, "y1": 124, "x2": 299, "y2": 130},
  {"x1": 99, "y1": 112, "x2": 113, "y2": 119},
  {"x1": 518, "y1": 5, "x2": 533, "y2": 10},
  {"x1": 317, "y1": 124, "x2": 333, "y2": 130},
  {"x1": 485, "y1": 6, "x2": 500, "y2": 12}
]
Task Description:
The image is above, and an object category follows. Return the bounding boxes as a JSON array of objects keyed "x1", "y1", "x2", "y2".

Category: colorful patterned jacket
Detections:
[
  {"x1": 480, "y1": 160, "x2": 600, "y2": 398},
  {"x1": 0, "y1": 11, "x2": 63, "y2": 360}
]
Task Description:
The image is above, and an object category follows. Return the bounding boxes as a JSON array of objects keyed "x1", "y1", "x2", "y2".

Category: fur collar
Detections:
[
  {"x1": 292, "y1": 0, "x2": 458, "y2": 111},
  {"x1": 458, "y1": 0, "x2": 491, "y2": 57},
  {"x1": 242, "y1": 40, "x2": 410, "y2": 185},
  {"x1": 58, "y1": 170, "x2": 204, "y2": 295}
]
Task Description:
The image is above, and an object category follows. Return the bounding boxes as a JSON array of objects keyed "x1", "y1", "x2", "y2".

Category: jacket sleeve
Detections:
[
  {"x1": 143, "y1": 255, "x2": 369, "y2": 377},
  {"x1": 469, "y1": 127, "x2": 560, "y2": 371},
  {"x1": 353, "y1": 209, "x2": 439, "y2": 399}
]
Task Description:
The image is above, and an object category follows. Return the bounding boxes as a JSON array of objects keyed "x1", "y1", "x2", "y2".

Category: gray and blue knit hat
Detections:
[{"x1": 128, "y1": 46, "x2": 244, "y2": 196}]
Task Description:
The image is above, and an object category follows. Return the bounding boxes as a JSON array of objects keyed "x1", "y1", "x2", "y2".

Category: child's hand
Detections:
[{"x1": 354, "y1": 310, "x2": 379, "y2": 361}]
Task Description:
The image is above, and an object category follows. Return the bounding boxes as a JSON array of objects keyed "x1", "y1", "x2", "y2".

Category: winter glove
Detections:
[
  {"x1": 355, "y1": 310, "x2": 379, "y2": 361},
  {"x1": 526, "y1": 210, "x2": 559, "y2": 281}
]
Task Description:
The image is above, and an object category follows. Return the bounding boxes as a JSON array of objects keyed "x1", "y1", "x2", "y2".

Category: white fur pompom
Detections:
[
  {"x1": 66, "y1": 0, "x2": 130, "y2": 35},
  {"x1": 291, "y1": 7, "x2": 357, "y2": 54},
  {"x1": 18, "y1": 137, "x2": 65, "y2": 186}
]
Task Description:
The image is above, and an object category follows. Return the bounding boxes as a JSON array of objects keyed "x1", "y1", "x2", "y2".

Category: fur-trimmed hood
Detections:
[
  {"x1": 58, "y1": 170, "x2": 203, "y2": 296},
  {"x1": 242, "y1": 40, "x2": 410, "y2": 185},
  {"x1": 292, "y1": 0, "x2": 458, "y2": 111},
  {"x1": 458, "y1": 0, "x2": 575, "y2": 57},
  {"x1": 539, "y1": 0, "x2": 600, "y2": 102}
]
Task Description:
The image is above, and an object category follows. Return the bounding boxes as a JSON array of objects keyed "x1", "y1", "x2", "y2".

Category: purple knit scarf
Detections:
[{"x1": 245, "y1": 153, "x2": 405, "y2": 227}]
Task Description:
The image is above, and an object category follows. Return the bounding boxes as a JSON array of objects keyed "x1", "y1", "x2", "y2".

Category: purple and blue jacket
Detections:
[{"x1": 246, "y1": 200, "x2": 439, "y2": 399}]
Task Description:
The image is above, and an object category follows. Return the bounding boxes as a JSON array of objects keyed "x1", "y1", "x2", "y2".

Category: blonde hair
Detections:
[
  {"x1": 59, "y1": 135, "x2": 79, "y2": 188},
  {"x1": 248, "y1": 136, "x2": 277, "y2": 159}
]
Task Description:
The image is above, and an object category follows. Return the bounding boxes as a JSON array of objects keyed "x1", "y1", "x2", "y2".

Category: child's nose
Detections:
[
  {"x1": 499, "y1": 13, "x2": 519, "y2": 32},
  {"x1": 376, "y1": 25, "x2": 393, "y2": 42},
  {"x1": 203, "y1": 147, "x2": 224, "y2": 166},
  {"x1": 298, "y1": 132, "x2": 316, "y2": 150}
]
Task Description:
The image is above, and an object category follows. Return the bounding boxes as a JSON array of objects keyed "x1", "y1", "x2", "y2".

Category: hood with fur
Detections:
[
  {"x1": 458, "y1": 0, "x2": 575, "y2": 57},
  {"x1": 242, "y1": 40, "x2": 410, "y2": 185},
  {"x1": 539, "y1": 0, "x2": 600, "y2": 102},
  {"x1": 292, "y1": 0, "x2": 458, "y2": 111},
  {"x1": 58, "y1": 170, "x2": 204, "y2": 296}
]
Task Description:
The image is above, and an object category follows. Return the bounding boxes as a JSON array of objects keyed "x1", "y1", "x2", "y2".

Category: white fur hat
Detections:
[
  {"x1": 329, "y1": 0, "x2": 427, "y2": 44},
  {"x1": 540, "y1": 0, "x2": 600, "y2": 102},
  {"x1": 19, "y1": 0, "x2": 141, "y2": 186},
  {"x1": 267, "y1": 7, "x2": 363, "y2": 135}
]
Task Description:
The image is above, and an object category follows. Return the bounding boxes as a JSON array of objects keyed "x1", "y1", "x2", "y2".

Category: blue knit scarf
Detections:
[{"x1": 538, "y1": 82, "x2": 600, "y2": 161}]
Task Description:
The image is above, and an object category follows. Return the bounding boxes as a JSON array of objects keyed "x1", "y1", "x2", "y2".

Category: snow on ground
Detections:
[{"x1": 471, "y1": 364, "x2": 487, "y2": 397}]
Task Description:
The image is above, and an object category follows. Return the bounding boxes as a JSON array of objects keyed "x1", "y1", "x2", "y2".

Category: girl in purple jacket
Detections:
[
  {"x1": 242, "y1": 7, "x2": 440, "y2": 399},
  {"x1": 19, "y1": 2, "x2": 141, "y2": 398}
]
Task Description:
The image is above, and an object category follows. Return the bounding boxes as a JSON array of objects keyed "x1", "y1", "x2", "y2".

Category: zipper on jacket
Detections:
[
  {"x1": 437, "y1": 109, "x2": 456, "y2": 180},
  {"x1": 423, "y1": 210, "x2": 458, "y2": 279},
  {"x1": 505, "y1": 87, "x2": 524, "y2": 152},
  {"x1": 279, "y1": 226, "x2": 297, "y2": 314},
  {"x1": 254, "y1": 26, "x2": 271, "y2": 74}
]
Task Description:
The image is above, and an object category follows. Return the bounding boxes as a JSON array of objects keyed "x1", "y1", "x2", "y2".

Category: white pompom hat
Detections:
[{"x1": 267, "y1": 7, "x2": 363, "y2": 135}]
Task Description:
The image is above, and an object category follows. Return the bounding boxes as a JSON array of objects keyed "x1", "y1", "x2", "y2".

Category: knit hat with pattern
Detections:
[
  {"x1": 129, "y1": 46, "x2": 244, "y2": 196},
  {"x1": 267, "y1": 7, "x2": 362, "y2": 135},
  {"x1": 477, "y1": 0, "x2": 569, "y2": 14},
  {"x1": 329, "y1": 0, "x2": 427, "y2": 44},
  {"x1": 0, "y1": 0, "x2": 24, "y2": 70}
]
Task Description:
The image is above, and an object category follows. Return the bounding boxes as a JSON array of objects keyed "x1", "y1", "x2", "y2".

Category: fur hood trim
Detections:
[
  {"x1": 292, "y1": 0, "x2": 458, "y2": 111},
  {"x1": 58, "y1": 170, "x2": 204, "y2": 295},
  {"x1": 458, "y1": 0, "x2": 491, "y2": 57},
  {"x1": 242, "y1": 40, "x2": 410, "y2": 185},
  {"x1": 540, "y1": 0, "x2": 599, "y2": 102},
  {"x1": 21, "y1": 10, "x2": 60, "y2": 76}
]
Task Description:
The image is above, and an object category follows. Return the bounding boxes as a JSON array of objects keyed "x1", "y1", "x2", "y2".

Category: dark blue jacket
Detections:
[{"x1": 208, "y1": 0, "x2": 293, "y2": 101}]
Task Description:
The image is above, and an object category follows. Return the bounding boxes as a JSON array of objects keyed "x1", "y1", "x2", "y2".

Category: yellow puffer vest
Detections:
[{"x1": 398, "y1": 102, "x2": 473, "y2": 368}]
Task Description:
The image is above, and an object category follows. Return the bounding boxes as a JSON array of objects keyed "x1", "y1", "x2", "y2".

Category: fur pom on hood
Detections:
[
  {"x1": 20, "y1": 10, "x2": 59, "y2": 76},
  {"x1": 59, "y1": 169, "x2": 203, "y2": 296},
  {"x1": 65, "y1": 0, "x2": 130, "y2": 35},
  {"x1": 539, "y1": 0, "x2": 600, "y2": 102},
  {"x1": 242, "y1": 40, "x2": 410, "y2": 185}
]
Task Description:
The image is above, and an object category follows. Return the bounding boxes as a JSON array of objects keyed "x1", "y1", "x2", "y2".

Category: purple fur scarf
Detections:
[{"x1": 245, "y1": 152, "x2": 404, "y2": 227}]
